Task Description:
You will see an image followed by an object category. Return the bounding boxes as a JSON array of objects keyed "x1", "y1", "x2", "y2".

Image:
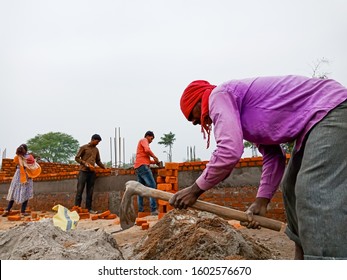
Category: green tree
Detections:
[
  {"x1": 243, "y1": 141, "x2": 294, "y2": 156},
  {"x1": 27, "y1": 132, "x2": 79, "y2": 163},
  {"x1": 158, "y1": 132, "x2": 176, "y2": 162}
]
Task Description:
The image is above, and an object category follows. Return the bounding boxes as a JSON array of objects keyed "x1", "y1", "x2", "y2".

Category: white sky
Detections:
[{"x1": 1, "y1": 0, "x2": 346, "y2": 164}]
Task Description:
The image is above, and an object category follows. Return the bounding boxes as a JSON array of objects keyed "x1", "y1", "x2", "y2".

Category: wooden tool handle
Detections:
[{"x1": 143, "y1": 187, "x2": 285, "y2": 232}]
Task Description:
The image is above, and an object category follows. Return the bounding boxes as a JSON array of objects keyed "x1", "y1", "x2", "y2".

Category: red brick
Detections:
[
  {"x1": 158, "y1": 213, "x2": 166, "y2": 219},
  {"x1": 164, "y1": 162, "x2": 179, "y2": 170},
  {"x1": 141, "y1": 223, "x2": 150, "y2": 230},
  {"x1": 78, "y1": 213, "x2": 90, "y2": 219},
  {"x1": 8, "y1": 215, "x2": 21, "y2": 221},
  {"x1": 136, "y1": 218, "x2": 147, "y2": 226},
  {"x1": 137, "y1": 212, "x2": 150, "y2": 218}
]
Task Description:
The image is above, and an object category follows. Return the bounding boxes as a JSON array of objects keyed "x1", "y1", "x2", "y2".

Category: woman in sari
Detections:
[{"x1": 2, "y1": 144, "x2": 41, "y2": 217}]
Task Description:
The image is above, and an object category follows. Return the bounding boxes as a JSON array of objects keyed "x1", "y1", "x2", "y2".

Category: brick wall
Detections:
[
  {"x1": 0, "y1": 158, "x2": 113, "y2": 182},
  {"x1": 0, "y1": 157, "x2": 289, "y2": 222}
]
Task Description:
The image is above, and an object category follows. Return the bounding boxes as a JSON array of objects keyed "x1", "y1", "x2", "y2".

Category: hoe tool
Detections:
[{"x1": 119, "y1": 180, "x2": 285, "y2": 231}]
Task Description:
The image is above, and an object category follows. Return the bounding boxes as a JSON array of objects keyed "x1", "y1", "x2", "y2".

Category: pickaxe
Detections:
[{"x1": 119, "y1": 180, "x2": 286, "y2": 231}]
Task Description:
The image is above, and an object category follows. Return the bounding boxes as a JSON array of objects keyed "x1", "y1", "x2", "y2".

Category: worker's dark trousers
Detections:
[{"x1": 74, "y1": 170, "x2": 96, "y2": 211}]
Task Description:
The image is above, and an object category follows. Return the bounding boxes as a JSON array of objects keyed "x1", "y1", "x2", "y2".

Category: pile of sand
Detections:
[
  {"x1": 130, "y1": 209, "x2": 275, "y2": 260},
  {"x1": 0, "y1": 219, "x2": 123, "y2": 260}
]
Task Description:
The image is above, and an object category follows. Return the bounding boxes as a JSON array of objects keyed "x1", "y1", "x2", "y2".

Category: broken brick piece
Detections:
[
  {"x1": 105, "y1": 214, "x2": 117, "y2": 220},
  {"x1": 98, "y1": 210, "x2": 111, "y2": 218},
  {"x1": 136, "y1": 218, "x2": 147, "y2": 226},
  {"x1": 141, "y1": 223, "x2": 150, "y2": 230},
  {"x1": 71, "y1": 206, "x2": 82, "y2": 213},
  {"x1": 78, "y1": 213, "x2": 90, "y2": 219},
  {"x1": 137, "y1": 212, "x2": 150, "y2": 218},
  {"x1": 8, "y1": 215, "x2": 21, "y2": 221}
]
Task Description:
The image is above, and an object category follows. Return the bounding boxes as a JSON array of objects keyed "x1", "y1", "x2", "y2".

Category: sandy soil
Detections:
[{"x1": 0, "y1": 210, "x2": 295, "y2": 260}]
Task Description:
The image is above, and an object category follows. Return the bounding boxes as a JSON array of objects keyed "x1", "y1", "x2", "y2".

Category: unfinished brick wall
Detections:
[
  {"x1": 0, "y1": 156, "x2": 288, "y2": 222},
  {"x1": 0, "y1": 158, "x2": 112, "y2": 182}
]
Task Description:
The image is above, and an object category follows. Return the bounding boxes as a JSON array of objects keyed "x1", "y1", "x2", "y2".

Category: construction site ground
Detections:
[{"x1": 0, "y1": 210, "x2": 295, "y2": 260}]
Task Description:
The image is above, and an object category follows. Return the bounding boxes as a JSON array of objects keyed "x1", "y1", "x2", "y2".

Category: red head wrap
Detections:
[{"x1": 180, "y1": 80, "x2": 216, "y2": 148}]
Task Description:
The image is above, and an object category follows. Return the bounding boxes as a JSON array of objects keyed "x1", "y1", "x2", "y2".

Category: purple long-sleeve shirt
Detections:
[{"x1": 196, "y1": 75, "x2": 347, "y2": 199}]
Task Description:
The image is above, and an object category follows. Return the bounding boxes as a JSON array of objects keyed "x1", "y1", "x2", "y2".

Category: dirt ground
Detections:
[{"x1": 0, "y1": 210, "x2": 295, "y2": 260}]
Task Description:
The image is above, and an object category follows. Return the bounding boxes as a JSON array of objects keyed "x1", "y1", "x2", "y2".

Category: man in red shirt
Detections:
[{"x1": 134, "y1": 131, "x2": 161, "y2": 215}]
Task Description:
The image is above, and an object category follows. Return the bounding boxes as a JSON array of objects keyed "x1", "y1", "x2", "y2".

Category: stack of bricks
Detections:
[
  {"x1": 156, "y1": 162, "x2": 179, "y2": 219},
  {"x1": 135, "y1": 162, "x2": 180, "y2": 228}
]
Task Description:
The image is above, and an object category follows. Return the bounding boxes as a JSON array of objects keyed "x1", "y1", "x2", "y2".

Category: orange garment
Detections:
[
  {"x1": 134, "y1": 138, "x2": 156, "y2": 169},
  {"x1": 14, "y1": 155, "x2": 42, "y2": 183},
  {"x1": 14, "y1": 156, "x2": 27, "y2": 183},
  {"x1": 24, "y1": 159, "x2": 41, "y2": 178}
]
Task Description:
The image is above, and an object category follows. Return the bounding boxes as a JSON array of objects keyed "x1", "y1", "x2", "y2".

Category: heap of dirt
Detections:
[
  {"x1": 0, "y1": 219, "x2": 124, "y2": 260},
  {"x1": 130, "y1": 209, "x2": 275, "y2": 260}
]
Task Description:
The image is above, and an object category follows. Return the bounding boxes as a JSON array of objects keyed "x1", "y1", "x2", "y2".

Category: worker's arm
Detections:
[
  {"x1": 75, "y1": 146, "x2": 86, "y2": 165},
  {"x1": 141, "y1": 139, "x2": 159, "y2": 164},
  {"x1": 170, "y1": 91, "x2": 244, "y2": 209},
  {"x1": 95, "y1": 150, "x2": 106, "y2": 169},
  {"x1": 196, "y1": 90, "x2": 244, "y2": 191},
  {"x1": 242, "y1": 144, "x2": 286, "y2": 228}
]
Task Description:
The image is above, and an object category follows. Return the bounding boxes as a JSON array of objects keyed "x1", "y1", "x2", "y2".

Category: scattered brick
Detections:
[
  {"x1": 136, "y1": 218, "x2": 147, "y2": 226},
  {"x1": 105, "y1": 214, "x2": 117, "y2": 220},
  {"x1": 137, "y1": 212, "x2": 150, "y2": 218},
  {"x1": 141, "y1": 222, "x2": 149, "y2": 230},
  {"x1": 8, "y1": 215, "x2": 21, "y2": 221},
  {"x1": 78, "y1": 213, "x2": 90, "y2": 219},
  {"x1": 98, "y1": 210, "x2": 111, "y2": 218}
]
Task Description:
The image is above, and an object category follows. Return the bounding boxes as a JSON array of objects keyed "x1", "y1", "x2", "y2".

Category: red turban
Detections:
[{"x1": 180, "y1": 80, "x2": 216, "y2": 148}]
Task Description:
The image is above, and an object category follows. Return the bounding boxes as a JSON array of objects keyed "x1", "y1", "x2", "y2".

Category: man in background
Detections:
[
  {"x1": 134, "y1": 131, "x2": 161, "y2": 215},
  {"x1": 74, "y1": 134, "x2": 106, "y2": 214}
]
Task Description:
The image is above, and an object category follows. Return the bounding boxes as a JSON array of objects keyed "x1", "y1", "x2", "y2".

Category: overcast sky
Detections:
[{"x1": 1, "y1": 0, "x2": 346, "y2": 165}]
